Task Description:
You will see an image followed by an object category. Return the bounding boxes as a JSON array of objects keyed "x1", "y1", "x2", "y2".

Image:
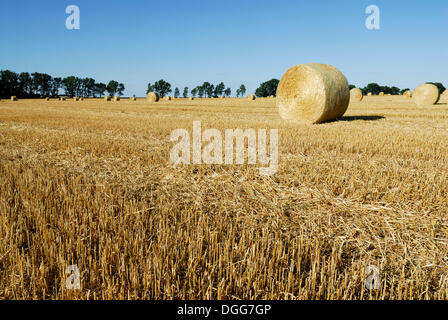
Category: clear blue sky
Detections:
[{"x1": 0, "y1": 0, "x2": 447, "y2": 96}]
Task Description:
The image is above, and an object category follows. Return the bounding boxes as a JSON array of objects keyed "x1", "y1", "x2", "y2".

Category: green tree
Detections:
[
  {"x1": 117, "y1": 83, "x2": 125, "y2": 96},
  {"x1": 191, "y1": 87, "x2": 198, "y2": 97},
  {"x1": 224, "y1": 87, "x2": 231, "y2": 97},
  {"x1": 62, "y1": 76, "x2": 78, "y2": 97},
  {"x1": 349, "y1": 84, "x2": 356, "y2": 90},
  {"x1": 19, "y1": 72, "x2": 33, "y2": 97},
  {"x1": 174, "y1": 87, "x2": 180, "y2": 98},
  {"x1": 201, "y1": 82, "x2": 214, "y2": 98},
  {"x1": 183, "y1": 87, "x2": 189, "y2": 98},
  {"x1": 106, "y1": 80, "x2": 119, "y2": 97},
  {"x1": 238, "y1": 84, "x2": 246, "y2": 97},
  {"x1": 255, "y1": 79, "x2": 279, "y2": 97},
  {"x1": 153, "y1": 79, "x2": 172, "y2": 97},
  {"x1": 95, "y1": 83, "x2": 107, "y2": 97},
  {"x1": 426, "y1": 82, "x2": 446, "y2": 95},
  {"x1": 197, "y1": 86, "x2": 204, "y2": 98},
  {"x1": 400, "y1": 88, "x2": 410, "y2": 95},
  {"x1": 214, "y1": 82, "x2": 225, "y2": 97},
  {"x1": 153, "y1": 80, "x2": 171, "y2": 97},
  {"x1": 0, "y1": 70, "x2": 19, "y2": 98},
  {"x1": 51, "y1": 77, "x2": 62, "y2": 97},
  {"x1": 362, "y1": 83, "x2": 381, "y2": 95}
]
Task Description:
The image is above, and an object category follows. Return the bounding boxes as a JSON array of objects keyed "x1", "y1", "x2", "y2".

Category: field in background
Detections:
[{"x1": 0, "y1": 96, "x2": 448, "y2": 299}]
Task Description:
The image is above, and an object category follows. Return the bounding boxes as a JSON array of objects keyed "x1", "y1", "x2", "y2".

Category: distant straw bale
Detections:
[
  {"x1": 403, "y1": 90, "x2": 412, "y2": 98},
  {"x1": 146, "y1": 92, "x2": 159, "y2": 102},
  {"x1": 247, "y1": 94, "x2": 256, "y2": 100},
  {"x1": 350, "y1": 88, "x2": 363, "y2": 102},
  {"x1": 412, "y1": 84, "x2": 440, "y2": 106}
]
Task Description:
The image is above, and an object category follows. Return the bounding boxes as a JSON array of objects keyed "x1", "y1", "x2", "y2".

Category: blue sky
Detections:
[{"x1": 0, "y1": 0, "x2": 447, "y2": 96}]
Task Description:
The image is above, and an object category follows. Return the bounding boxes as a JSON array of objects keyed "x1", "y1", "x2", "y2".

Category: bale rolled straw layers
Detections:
[
  {"x1": 412, "y1": 84, "x2": 440, "y2": 106},
  {"x1": 403, "y1": 90, "x2": 412, "y2": 98},
  {"x1": 276, "y1": 63, "x2": 350, "y2": 124},
  {"x1": 146, "y1": 92, "x2": 159, "y2": 102},
  {"x1": 247, "y1": 94, "x2": 256, "y2": 100},
  {"x1": 350, "y1": 88, "x2": 363, "y2": 102}
]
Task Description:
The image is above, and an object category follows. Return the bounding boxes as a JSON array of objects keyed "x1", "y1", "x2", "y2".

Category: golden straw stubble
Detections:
[
  {"x1": 412, "y1": 84, "x2": 440, "y2": 106},
  {"x1": 276, "y1": 63, "x2": 350, "y2": 124}
]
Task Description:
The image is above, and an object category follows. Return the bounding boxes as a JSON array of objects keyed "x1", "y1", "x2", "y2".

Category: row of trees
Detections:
[
  {"x1": 147, "y1": 80, "x2": 248, "y2": 98},
  {"x1": 353, "y1": 82, "x2": 446, "y2": 96},
  {"x1": 0, "y1": 70, "x2": 125, "y2": 98},
  {"x1": 253, "y1": 80, "x2": 447, "y2": 98}
]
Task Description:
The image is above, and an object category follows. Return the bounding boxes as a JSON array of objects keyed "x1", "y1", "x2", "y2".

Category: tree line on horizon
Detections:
[
  {"x1": 146, "y1": 80, "x2": 248, "y2": 98},
  {"x1": 2, "y1": 69, "x2": 445, "y2": 100},
  {"x1": 0, "y1": 70, "x2": 125, "y2": 99},
  {"x1": 353, "y1": 82, "x2": 446, "y2": 96}
]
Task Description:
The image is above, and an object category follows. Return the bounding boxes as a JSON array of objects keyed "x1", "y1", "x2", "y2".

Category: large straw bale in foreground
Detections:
[
  {"x1": 350, "y1": 88, "x2": 363, "y2": 102},
  {"x1": 412, "y1": 84, "x2": 440, "y2": 106},
  {"x1": 276, "y1": 63, "x2": 350, "y2": 124},
  {"x1": 146, "y1": 92, "x2": 159, "y2": 102}
]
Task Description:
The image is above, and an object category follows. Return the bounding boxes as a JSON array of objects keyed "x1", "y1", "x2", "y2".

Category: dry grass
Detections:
[{"x1": 0, "y1": 96, "x2": 448, "y2": 300}]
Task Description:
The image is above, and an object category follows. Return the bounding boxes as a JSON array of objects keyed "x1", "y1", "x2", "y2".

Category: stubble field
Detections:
[{"x1": 0, "y1": 95, "x2": 448, "y2": 299}]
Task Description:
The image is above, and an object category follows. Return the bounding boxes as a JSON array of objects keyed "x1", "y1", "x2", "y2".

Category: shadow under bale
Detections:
[{"x1": 328, "y1": 115, "x2": 386, "y2": 123}]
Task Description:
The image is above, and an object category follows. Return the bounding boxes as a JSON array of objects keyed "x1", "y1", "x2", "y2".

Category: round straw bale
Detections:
[
  {"x1": 189, "y1": 97, "x2": 194, "y2": 101},
  {"x1": 113, "y1": 96, "x2": 120, "y2": 102},
  {"x1": 163, "y1": 96, "x2": 171, "y2": 101},
  {"x1": 59, "y1": 97, "x2": 66, "y2": 101},
  {"x1": 11, "y1": 96, "x2": 18, "y2": 101},
  {"x1": 74, "y1": 97, "x2": 79, "y2": 101},
  {"x1": 130, "y1": 96, "x2": 136, "y2": 101},
  {"x1": 276, "y1": 63, "x2": 350, "y2": 124},
  {"x1": 379, "y1": 92, "x2": 384, "y2": 96},
  {"x1": 350, "y1": 88, "x2": 363, "y2": 102},
  {"x1": 104, "y1": 96, "x2": 111, "y2": 101},
  {"x1": 403, "y1": 90, "x2": 412, "y2": 98},
  {"x1": 367, "y1": 92, "x2": 372, "y2": 96},
  {"x1": 412, "y1": 83, "x2": 440, "y2": 106},
  {"x1": 146, "y1": 92, "x2": 159, "y2": 102},
  {"x1": 247, "y1": 94, "x2": 256, "y2": 100},
  {"x1": 45, "y1": 97, "x2": 50, "y2": 101}
]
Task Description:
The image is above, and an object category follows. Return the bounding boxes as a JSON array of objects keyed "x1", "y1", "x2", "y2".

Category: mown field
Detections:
[{"x1": 0, "y1": 95, "x2": 448, "y2": 299}]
